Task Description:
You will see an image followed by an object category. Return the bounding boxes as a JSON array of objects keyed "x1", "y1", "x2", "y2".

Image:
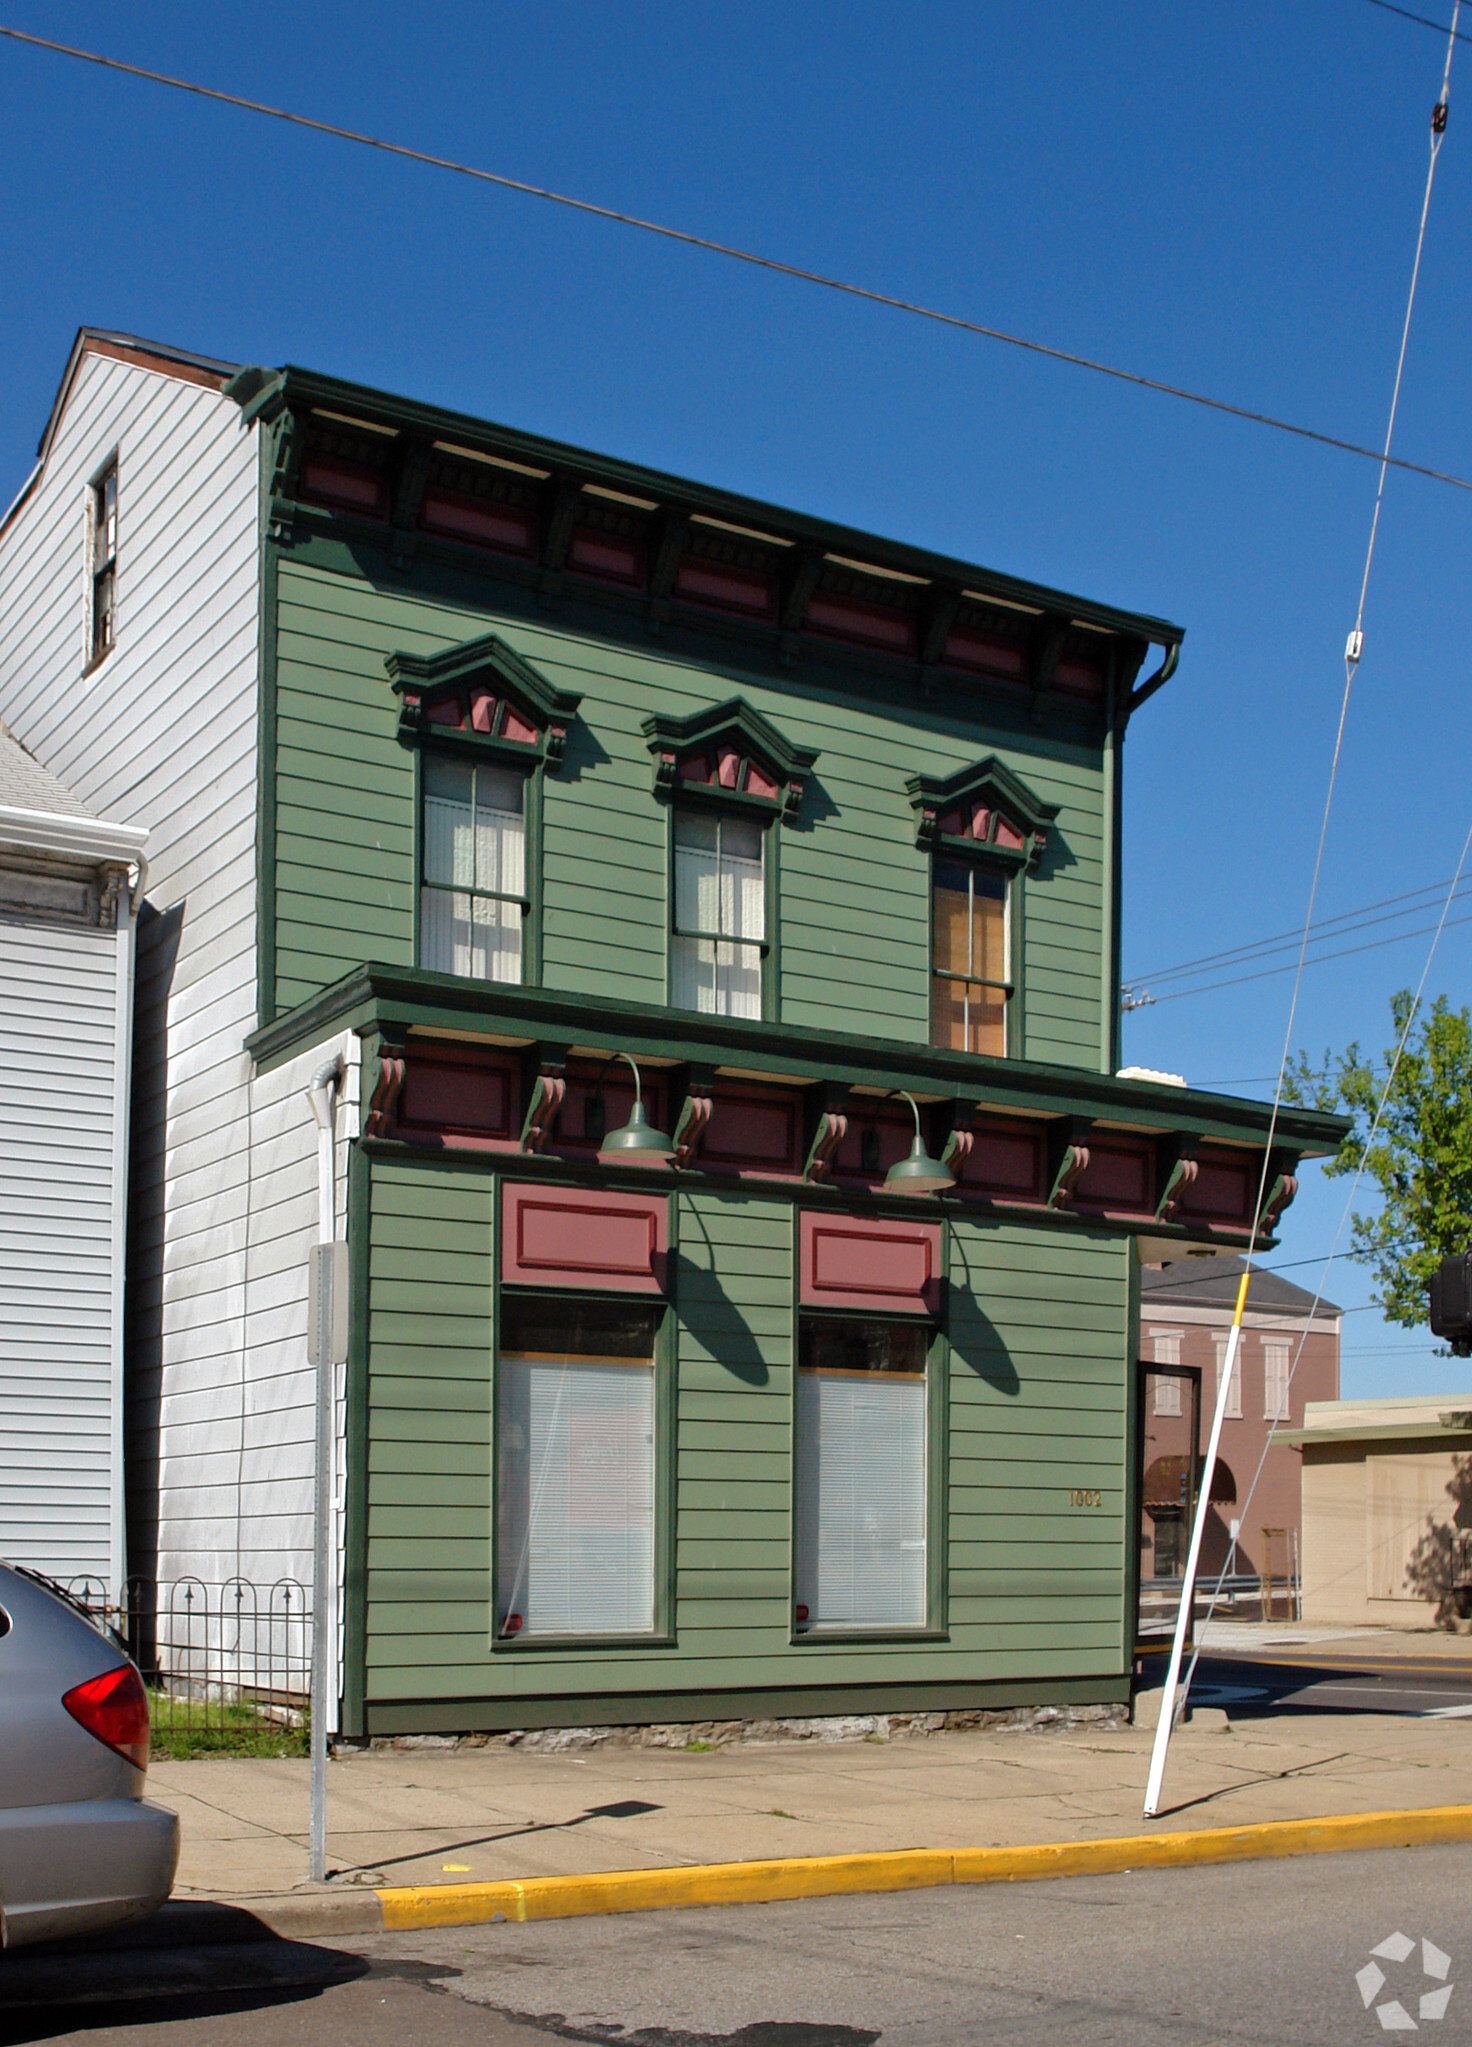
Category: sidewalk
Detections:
[{"x1": 144, "y1": 1630, "x2": 1472, "y2": 1933}]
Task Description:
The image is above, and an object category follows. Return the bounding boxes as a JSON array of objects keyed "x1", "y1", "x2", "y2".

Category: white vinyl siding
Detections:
[
  {"x1": 420, "y1": 757, "x2": 525, "y2": 982},
  {"x1": 795, "y1": 1364, "x2": 928, "y2": 1630},
  {"x1": 0, "y1": 918, "x2": 121, "y2": 1583},
  {"x1": 671, "y1": 810, "x2": 763, "y2": 1017},
  {"x1": 497, "y1": 1353, "x2": 655, "y2": 1635},
  {"x1": 0, "y1": 349, "x2": 285, "y2": 1591}
]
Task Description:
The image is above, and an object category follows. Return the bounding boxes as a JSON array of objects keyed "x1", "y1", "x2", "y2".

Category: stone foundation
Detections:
[{"x1": 361, "y1": 1701, "x2": 1126, "y2": 1754}]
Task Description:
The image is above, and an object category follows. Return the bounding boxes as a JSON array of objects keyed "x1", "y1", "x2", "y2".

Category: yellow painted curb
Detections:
[{"x1": 376, "y1": 1803, "x2": 1472, "y2": 1929}]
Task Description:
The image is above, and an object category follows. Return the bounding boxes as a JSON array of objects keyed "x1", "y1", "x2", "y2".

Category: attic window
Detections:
[
  {"x1": 299, "y1": 415, "x2": 393, "y2": 518},
  {"x1": 420, "y1": 447, "x2": 539, "y2": 556},
  {"x1": 88, "y1": 460, "x2": 118, "y2": 665}
]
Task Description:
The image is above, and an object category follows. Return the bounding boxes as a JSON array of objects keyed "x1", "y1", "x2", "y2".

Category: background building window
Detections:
[
  {"x1": 672, "y1": 809, "x2": 764, "y2": 1017},
  {"x1": 420, "y1": 755, "x2": 526, "y2": 981},
  {"x1": 795, "y1": 1317, "x2": 929, "y2": 1632},
  {"x1": 1214, "y1": 1334, "x2": 1242, "y2": 1419},
  {"x1": 1263, "y1": 1339, "x2": 1291, "y2": 1422},
  {"x1": 89, "y1": 462, "x2": 117, "y2": 664},
  {"x1": 930, "y1": 858, "x2": 1009, "y2": 1056},
  {"x1": 1152, "y1": 1332, "x2": 1183, "y2": 1414},
  {"x1": 496, "y1": 1295, "x2": 660, "y2": 1638}
]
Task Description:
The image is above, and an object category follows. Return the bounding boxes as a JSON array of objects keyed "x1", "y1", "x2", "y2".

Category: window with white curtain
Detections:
[
  {"x1": 1214, "y1": 1334, "x2": 1242, "y2": 1419},
  {"x1": 1152, "y1": 1331, "x2": 1183, "y2": 1414},
  {"x1": 671, "y1": 809, "x2": 765, "y2": 1018},
  {"x1": 496, "y1": 1296, "x2": 660, "y2": 1638},
  {"x1": 794, "y1": 1317, "x2": 929, "y2": 1632},
  {"x1": 420, "y1": 754, "x2": 526, "y2": 982},
  {"x1": 1263, "y1": 1339, "x2": 1291, "y2": 1423}
]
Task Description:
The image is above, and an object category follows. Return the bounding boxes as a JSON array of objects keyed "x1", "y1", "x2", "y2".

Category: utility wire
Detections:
[
  {"x1": 1140, "y1": 885, "x2": 1472, "y2": 988},
  {"x1": 2, "y1": 20, "x2": 1472, "y2": 497},
  {"x1": 1131, "y1": 871, "x2": 1472, "y2": 985},
  {"x1": 1366, "y1": 0, "x2": 1472, "y2": 47},
  {"x1": 1145, "y1": 8, "x2": 1459, "y2": 1814},
  {"x1": 1142, "y1": 904, "x2": 1472, "y2": 1003}
]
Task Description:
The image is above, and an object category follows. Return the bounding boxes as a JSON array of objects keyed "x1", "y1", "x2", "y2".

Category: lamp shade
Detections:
[
  {"x1": 883, "y1": 1091, "x2": 955, "y2": 1193},
  {"x1": 596, "y1": 1053, "x2": 675, "y2": 1163}
]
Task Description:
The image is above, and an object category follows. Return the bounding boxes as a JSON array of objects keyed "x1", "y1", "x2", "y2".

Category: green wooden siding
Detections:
[
  {"x1": 272, "y1": 564, "x2": 1107, "y2": 1065},
  {"x1": 359, "y1": 1159, "x2": 1133, "y2": 1723}
]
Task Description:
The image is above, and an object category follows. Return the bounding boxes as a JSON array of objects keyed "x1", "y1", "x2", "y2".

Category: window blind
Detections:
[
  {"x1": 672, "y1": 811, "x2": 763, "y2": 1017},
  {"x1": 1214, "y1": 1335, "x2": 1242, "y2": 1419},
  {"x1": 795, "y1": 1369, "x2": 927, "y2": 1628},
  {"x1": 497, "y1": 1353, "x2": 655, "y2": 1635},
  {"x1": 1263, "y1": 1340, "x2": 1291, "y2": 1423},
  {"x1": 421, "y1": 755, "x2": 525, "y2": 981},
  {"x1": 1152, "y1": 1332, "x2": 1183, "y2": 1414}
]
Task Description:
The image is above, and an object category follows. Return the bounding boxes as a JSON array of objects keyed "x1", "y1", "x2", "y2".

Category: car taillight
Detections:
[{"x1": 62, "y1": 1664, "x2": 150, "y2": 1772}]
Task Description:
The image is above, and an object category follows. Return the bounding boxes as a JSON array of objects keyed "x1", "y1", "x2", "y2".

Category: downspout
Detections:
[
  {"x1": 305, "y1": 1053, "x2": 342, "y2": 1243},
  {"x1": 108, "y1": 856, "x2": 146, "y2": 1610}
]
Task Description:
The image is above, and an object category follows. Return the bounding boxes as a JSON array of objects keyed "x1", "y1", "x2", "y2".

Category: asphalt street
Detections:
[
  {"x1": 5, "y1": 1842, "x2": 1472, "y2": 2047},
  {"x1": 1188, "y1": 1646, "x2": 1472, "y2": 1719}
]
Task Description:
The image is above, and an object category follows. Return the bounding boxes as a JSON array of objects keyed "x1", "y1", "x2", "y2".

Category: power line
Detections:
[
  {"x1": 1366, "y1": 0, "x2": 1472, "y2": 47},
  {"x1": 1130, "y1": 872, "x2": 1472, "y2": 986},
  {"x1": 1142, "y1": 903, "x2": 1472, "y2": 1002},
  {"x1": 2, "y1": 21, "x2": 1472, "y2": 498}
]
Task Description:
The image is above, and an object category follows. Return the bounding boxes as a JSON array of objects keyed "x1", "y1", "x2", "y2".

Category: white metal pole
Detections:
[
  {"x1": 1142, "y1": 1269, "x2": 1250, "y2": 1818},
  {"x1": 305, "y1": 1058, "x2": 341, "y2": 1885}
]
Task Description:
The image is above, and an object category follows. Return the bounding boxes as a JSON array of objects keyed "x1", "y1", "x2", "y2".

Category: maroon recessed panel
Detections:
[
  {"x1": 503, "y1": 1183, "x2": 668, "y2": 1293},
  {"x1": 799, "y1": 1212, "x2": 941, "y2": 1316},
  {"x1": 1178, "y1": 1148, "x2": 1255, "y2": 1227},
  {"x1": 674, "y1": 557, "x2": 777, "y2": 619},
  {"x1": 420, "y1": 489, "x2": 538, "y2": 557},
  {"x1": 395, "y1": 1044, "x2": 516, "y2": 1147},
  {"x1": 299, "y1": 455, "x2": 389, "y2": 518},
  {"x1": 961, "y1": 1119, "x2": 1046, "y2": 1201},
  {"x1": 805, "y1": 592, "x2": 917, "y2": 655},
  {"x1": 940, "y1": 627, "x2": 1027, "y2": 683},
  {"x1": 567, "y1": 526, "x2": 645, "y2": 586},
  {"x1": 702, "y1": 1088, "x2": 802, "y2": 1175},
  {"x1": 1074, "y1": 1139, "x2": 1154, "y2": 1214},
  {"x1": 1053, "y1": 655, "x2": 1105, "y2": 702}
]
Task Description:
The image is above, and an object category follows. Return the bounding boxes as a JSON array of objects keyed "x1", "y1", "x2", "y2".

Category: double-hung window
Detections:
[
  {"x1": 672, "y1": 809, "x2": 765, "y2": 1018},
  {"x1": 794, "y1": 1317, "x2": 930, "y2": 1632},
  {"x1": 420, "y1": 756, "x2": 526, "y2": 983},
  {"x1": 931, "y1": 858, "x2": 1009, "y2": 1056},
  {"x1": 496, "y1": 1295, "x2": 660, "y2": 1638}
]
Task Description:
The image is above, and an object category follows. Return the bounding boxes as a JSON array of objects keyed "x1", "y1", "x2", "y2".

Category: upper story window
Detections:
[
  {"x1": 89, "y1": 461, "x2": 118, "y2": 665},
  {"x1": 907, "y1": 757, "x2": 1059, "y2": 1063},
  {"x1": 673, "y1": 810, "x2": 765, "y2": 1018},
  {"x1": 421, "y1": 756, "x2": 525, "y2": 982},
  {"x1": 386, "y1": 630, "x2": 583, "y2": 990},
  {"x1": 932, "y1": 859, "x2": 1009, "y2": 1056},
  {"x1": 643, "y1": 697, "x2": 818, "y2": 1027}
]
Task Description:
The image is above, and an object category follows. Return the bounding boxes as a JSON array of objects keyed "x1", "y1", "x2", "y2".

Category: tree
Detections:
[{"x1": 1284, "y1": 992, "x2": 1472, "y2": 1328}]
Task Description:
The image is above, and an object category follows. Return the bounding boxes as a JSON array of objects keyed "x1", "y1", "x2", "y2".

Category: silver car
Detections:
[{"x1": 0, "y1": 1563, "x2": 178, "y2": 1947}]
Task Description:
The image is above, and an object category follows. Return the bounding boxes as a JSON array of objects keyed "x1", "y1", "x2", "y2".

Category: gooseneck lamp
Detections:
[
  {"x1": 597, "y1": 1052, "x2": 675, "y2": 1164},
  {"x1": 883, "y1": 1090, "x2": 955, "y2": 1194}
]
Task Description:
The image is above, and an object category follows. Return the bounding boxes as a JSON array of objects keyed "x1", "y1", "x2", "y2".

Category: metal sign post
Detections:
[
  {"x1": 1142, "y1": 1269, "x2": 1250, "y2": 1819},
  {"x1": 307, "y1": 1239, "x2": 348, "y2": 1884}
]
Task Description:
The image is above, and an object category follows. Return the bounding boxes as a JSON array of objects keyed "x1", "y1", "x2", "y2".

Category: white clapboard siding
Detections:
[
  {"x1": 0, "y1": 915, "x2": 120, "y2": 1580},
  {"x1": 0, "y1": 346, "x2": 284, "y2": 1594}
]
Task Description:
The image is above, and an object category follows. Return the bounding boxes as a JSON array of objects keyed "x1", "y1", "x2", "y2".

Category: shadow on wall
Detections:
[
  {"x1": 124, "y1": 898, "x2": 184, "y2": 1587},
  {"x1": 1404, "y1": 1453, "x2": 1472, "y2": 1628},
  {"x1": 946, "y1": 1235, "x2": 1019, "y2": 1395}
]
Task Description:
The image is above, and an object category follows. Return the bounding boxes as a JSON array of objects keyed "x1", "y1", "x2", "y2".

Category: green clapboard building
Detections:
[{"x1": 0, "y1": 332, "x2": 1345, "y2": 1738}]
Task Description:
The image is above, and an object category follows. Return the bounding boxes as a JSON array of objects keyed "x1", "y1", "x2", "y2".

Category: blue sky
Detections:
[{"x1": 2, "y1": 1, "x2": 1468, "y2": 1396}]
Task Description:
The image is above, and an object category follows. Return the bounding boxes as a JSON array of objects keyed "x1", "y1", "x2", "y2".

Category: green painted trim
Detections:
[
  {"x1": 236, "y1": 364, "x2": 1185, "y2": 649},
  {"x1": 256, "y1": 438, "x2": 280, "y2": 1028},
  {"x1": 360, "y1": 1673, "x2": 1130, "y2": 1736},
  {"x1": 1101, "y1": 651, "x2": 1120, "y2": 1075},
  {"x1": 341, "y1": 1136, "x2": 373, "y2": 1737},
  {"x1": 245, "y1": 963, "x2": 1348, "y2": 1156},
  {"x1": 1122, "y1": 1241, "x2": 1143, "y2": 1667}
]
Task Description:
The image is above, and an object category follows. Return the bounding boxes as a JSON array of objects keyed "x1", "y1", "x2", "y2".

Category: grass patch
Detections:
[
  {"x1": 148, "y1": 1691, "x2": 308, "y2": 1760},
  {"x1": 679, "y1": 1738, "x2": 718, "y2": 1752}
]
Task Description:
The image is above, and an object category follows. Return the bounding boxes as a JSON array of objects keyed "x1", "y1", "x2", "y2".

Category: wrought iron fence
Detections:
[{"x1": 59, "y1": 1574, "x2": 311, "y2": 1754}]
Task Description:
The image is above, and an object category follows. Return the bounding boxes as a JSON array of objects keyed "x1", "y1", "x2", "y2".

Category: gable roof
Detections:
[
  {"x1": 1140, "y1": 1253, "x2": 1340, "y2": 1321},
  {"x1": 0, "y1": 723, "x2": 95, "y2": 819},
  {"x1": 0, "y1": 723, "x2": 147, "y2": 867}
]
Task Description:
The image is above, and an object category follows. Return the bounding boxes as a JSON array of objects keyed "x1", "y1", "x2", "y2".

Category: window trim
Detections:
[
  {"x1": 667, "y1": 801, "x2": 778, "y2": 1024},
  {"x1": 491, "y1": 1284, "x2": 676, "y2": 1651},
  {"x1": 788, "y1": 1291, "x2": 949, "y2": 1646},
  {"x1": 85, "y1": 454, "x2": 119, "y2": 672},
  {"x1": 929, "y1": 853, "x2": 1015, "y2": 1060},
  {"x1": 414, "y1": 743, "x2": 542, "y2": 986}
]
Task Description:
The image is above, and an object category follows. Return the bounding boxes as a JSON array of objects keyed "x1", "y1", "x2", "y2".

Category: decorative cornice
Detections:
[
  {"x1": 643, "y1": 697, "x2": 819, "y2": 823},
  {"x1": 905, "y1": 757, "x2": 1060, "y2": 872},
  {"x1": 386, "y1": 631, "x2": 582, "y2": 766}
]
